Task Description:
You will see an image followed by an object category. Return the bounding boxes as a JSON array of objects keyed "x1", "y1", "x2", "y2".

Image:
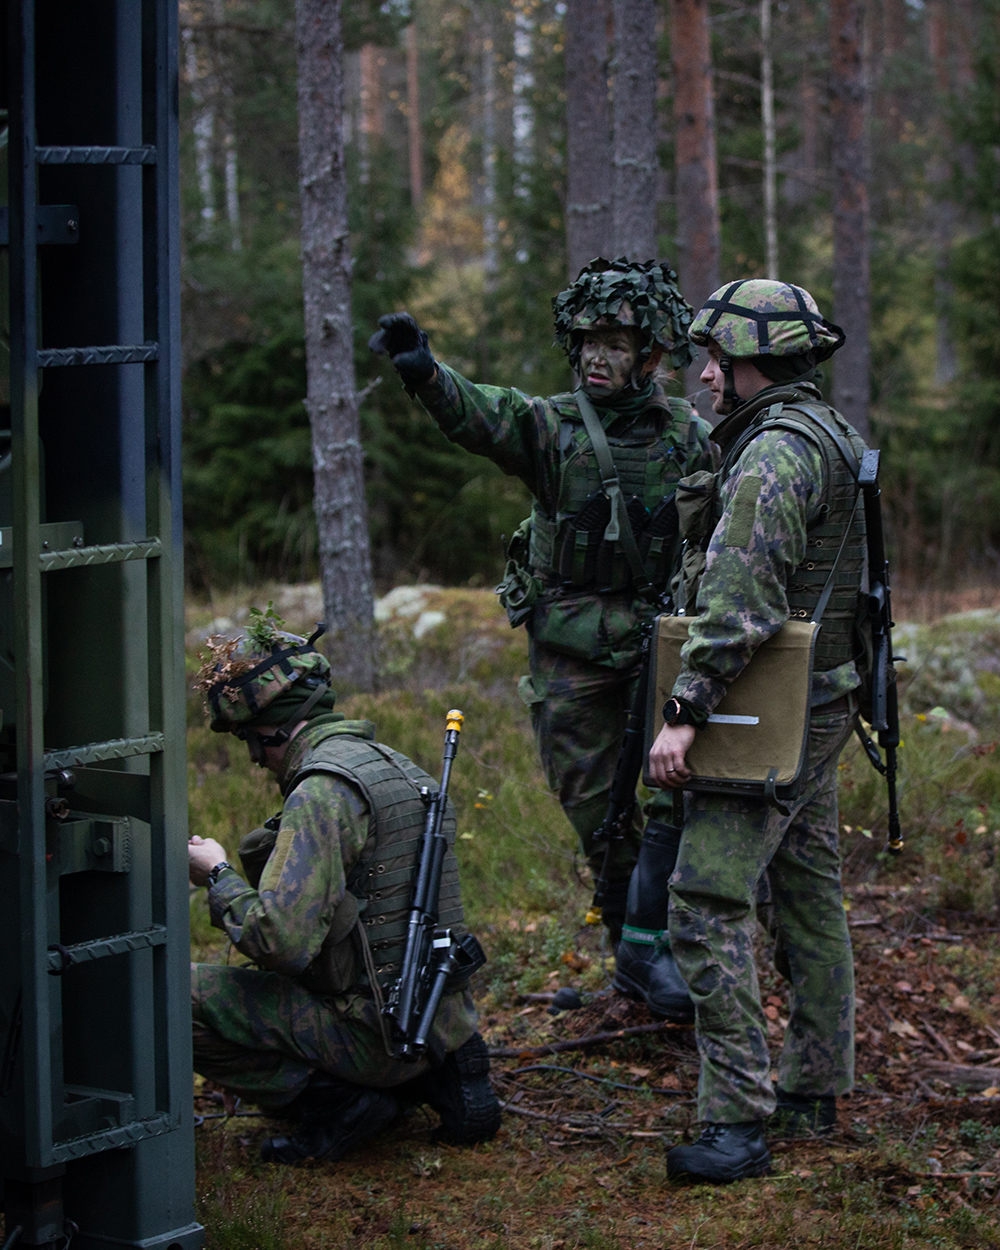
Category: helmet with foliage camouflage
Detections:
[
  {"x1": 196, "y1": 604, "x2": 331, "y2": 734},
  {"x1": 553, "y1": 257, "x2": 695, "y2": 371},
  {"x1": 689, "y1": 279, "x2": 844, "y2": 362}
]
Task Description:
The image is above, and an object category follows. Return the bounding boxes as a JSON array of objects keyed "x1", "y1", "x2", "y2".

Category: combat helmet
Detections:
[
  {"x1": 196, "y1": 604, "x2": 332, "y2": 752},
  {"x1": 690, "y1": 279, "x2": 845, "y2": 411},
  {"x1": 553, "y1": 257, "x2": 695, "y2": 373}
]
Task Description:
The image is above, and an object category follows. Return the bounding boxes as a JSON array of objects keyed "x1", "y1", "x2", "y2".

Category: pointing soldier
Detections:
[
  {"x1": 372, "y1": 259, "x2": 713, "y2": 1007},
  {"x1": 188, "y1": 611, "x2": 500, "y2": 1163},
  {"x1": 645, "y1": 281, "x2": 863, "y2": 1183}
]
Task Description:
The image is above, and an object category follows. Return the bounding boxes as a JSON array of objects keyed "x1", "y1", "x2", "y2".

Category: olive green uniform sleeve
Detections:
[
  {"x1": 672, "y1": 427, "x2": 827, "y2": 712},
  {"x1": 207, "y1": 774, "x2": 369, "y2": 977},
  {"x1": 411, "y1": 362, "x2": 565, "y2": 509}
]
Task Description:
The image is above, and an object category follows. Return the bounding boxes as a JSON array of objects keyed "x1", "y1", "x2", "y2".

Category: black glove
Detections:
[{"x1": 368, "y1": 312, "x2": 436, "y2": 387}]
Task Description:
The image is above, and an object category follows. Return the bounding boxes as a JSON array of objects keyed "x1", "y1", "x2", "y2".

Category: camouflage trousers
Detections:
[
  {"x1": 191, "y1": 963, "x2": 477, "y2": 1111},
  {"x1": 667, "y1": 699, "x2": 857, "y2": 1123},
  {"x1": 519, "y1": 638, "x2": 676, "y2": 882}
]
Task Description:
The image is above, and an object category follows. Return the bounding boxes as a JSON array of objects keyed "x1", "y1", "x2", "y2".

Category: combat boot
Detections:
[
  {"x1": 771, "y1": 1089, "x2": 837, "y2": 1137},
  {"x1": 401, "y1": 1032, "x2": 501, "y2": 1145},
  {"x1": 667, "y1": 1122, "x2": 771, "y2": 1184},
  {"x1": 612, "y1": 818, "x2": 694, "y2": 1022},
  {"x1": 260, "y1": 1076, "x2": 401, "y2": 1165}
]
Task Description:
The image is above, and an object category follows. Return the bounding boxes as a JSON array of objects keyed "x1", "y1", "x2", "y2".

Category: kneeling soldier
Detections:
[{"x1": 189, "y1": 612, "x2": 500, "y2": 1164}]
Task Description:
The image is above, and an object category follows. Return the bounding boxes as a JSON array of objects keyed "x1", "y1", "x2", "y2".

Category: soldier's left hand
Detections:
[
  {"x1": 188, "y1": 835, "x2": 230, "y2": 887},
  {"x1": 647, "y1": 724, "x2": 696, "y2": 788}
]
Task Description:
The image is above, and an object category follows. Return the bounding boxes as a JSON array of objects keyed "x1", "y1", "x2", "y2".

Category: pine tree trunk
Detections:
[
  {"x1": 296, "y1": 0, "x2": 376, "y2": 691},
  {"x1": 406, "y1": 22, "x2": 423, "y2": 205},
  {"x1": 760, "y1": 0, "x2": 778, "y2": 279},
  {"x1": 927, "y1": 0, "x2": 957, "y2": 387},
  {"x1": 611, "y1": 0, "x2": 658, "y2": 259},
  {"x1": 830, "y1": 0, "x2": 871, "y2": 440},
  {"x1": 668, "y1": 0, "x2": 720, "y2": 308},
  {"x1": 565, "y1": 0, "x2": 612, "y2": 278}
]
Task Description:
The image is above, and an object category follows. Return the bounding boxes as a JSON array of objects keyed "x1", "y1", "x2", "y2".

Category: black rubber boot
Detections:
[
  {"x1": 667, "y1": 1122, "x2": 771, "y2": 1184},
  {"x1": 401, "y1": 1032, "x2": 501, "y2": 1145},
  {"x1": 260, "y1": 1079, "x2": 401, "y2": 1165},
  {"x1": 612, "y1": 817, "x2": 694, "y2": 1022},
  {"x1": 771, "y1": 1089, "x2": 837, "y2": 1137}
]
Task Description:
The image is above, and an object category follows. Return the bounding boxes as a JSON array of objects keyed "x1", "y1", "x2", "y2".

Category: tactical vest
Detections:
[
  {"x1": 718, "y1": 394, "x2": 867, "y2": 674},
  {"x1": 246, "y1": 724, "x2": 465, "y2": 998},
  {"x1": 528, "y1": 393, "x2": 698, "y2": 595}
]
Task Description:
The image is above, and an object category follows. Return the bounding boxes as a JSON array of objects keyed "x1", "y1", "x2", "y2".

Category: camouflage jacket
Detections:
[
  {"x1": 413, "y1": 363, "x2": 714, "y2": 666},
  {"x1": 207, "y1": 722, "x2": 476, "y2": 1051},
  {"x1": 673, "y1": 383, "x2": 863, "y2": 713}
]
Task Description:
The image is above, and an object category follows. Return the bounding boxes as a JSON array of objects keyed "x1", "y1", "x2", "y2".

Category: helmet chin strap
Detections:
[{"x1": 719, "y1": 356, "x2": 743, "y2": 414}]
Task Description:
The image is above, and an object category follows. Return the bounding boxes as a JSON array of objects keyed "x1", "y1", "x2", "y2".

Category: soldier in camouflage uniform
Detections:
[
  {"x1": 189, "y1": 613, "x2": 500, "y2": 1164},
  {"x1": 372, "y1": 260, "x2": 713, "y2": 975},
  {"x1": 643, "y1": 281, "x2": 864, "y2": 1183}
]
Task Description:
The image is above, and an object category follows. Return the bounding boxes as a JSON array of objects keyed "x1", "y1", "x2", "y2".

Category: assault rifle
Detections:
[
  {"x1": 854, "y1": 450, "x2": 904, "y2": 854},
  {"x1": 383, "y1": 709, "x2": 487, "y2": 1059},
  {"x1": 586, "y1": 621, "x2": 655, "y2": 929}
]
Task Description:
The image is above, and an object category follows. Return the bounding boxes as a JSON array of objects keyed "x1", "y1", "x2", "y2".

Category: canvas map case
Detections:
[{"x1": 643, "y1": 615, "x2": 819, "y2": 803}]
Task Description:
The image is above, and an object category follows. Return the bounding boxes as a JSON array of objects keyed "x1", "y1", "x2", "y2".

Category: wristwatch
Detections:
[
  {"x1": 206, "y1": 861, "x2": 232, "y2": 888},
  {"x1": 662, "y1": 697, "x2": 699, "y2": 728}
]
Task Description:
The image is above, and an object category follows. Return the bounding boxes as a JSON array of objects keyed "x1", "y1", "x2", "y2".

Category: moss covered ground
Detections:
[{"x1": 187, "y1": 586, "x2": 1000, "y2": 1249}]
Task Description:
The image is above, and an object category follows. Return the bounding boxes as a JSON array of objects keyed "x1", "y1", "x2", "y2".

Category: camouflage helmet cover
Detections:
[
  {"x1": 552, "y1": 257, "x2": 695, "y2": 371},
  {"x1": 196, "y1": 607, "x2": 331, "y2": 733},
  {"x1": 689, "y1": 279, "x2": 845, "y2": 361}
]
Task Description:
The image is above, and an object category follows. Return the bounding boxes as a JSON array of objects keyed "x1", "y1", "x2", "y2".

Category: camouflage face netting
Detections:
[
  {"x1": 552, "y1": 257, "x2": 695, "y2": 372},
  {"x1": 195, "y1": 604, "x2": 331, "y2": 733},
  {"x1": 689, "y1": 279, "x2": 845, "y2": 361}
]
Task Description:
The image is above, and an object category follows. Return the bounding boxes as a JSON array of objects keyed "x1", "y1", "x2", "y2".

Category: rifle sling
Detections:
[{"x1": 574, "y1": 388, "x2": 661, "y2": 606}]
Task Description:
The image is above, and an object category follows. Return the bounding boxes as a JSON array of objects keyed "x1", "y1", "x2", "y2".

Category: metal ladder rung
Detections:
[
  {"x1": 36, "y1": 145, "x2": 157, "y2": 165},
  {"x1": 48, "y1": 926, "x2": 168, "y2": 973},
  {"x1": 41, "y1": 538, "x2": 162, "y2": 572},
  {"x1": 42, "y1": 733, "x2": 165, "y2": 770},
  {"x1": 38, "y1": 344, "x2": 159, "y2": 367}
]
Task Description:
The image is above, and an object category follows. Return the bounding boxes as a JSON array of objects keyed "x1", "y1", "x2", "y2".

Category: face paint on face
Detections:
[{"x1": 579, "y1": 328, "x2": 641, "y2": 397}]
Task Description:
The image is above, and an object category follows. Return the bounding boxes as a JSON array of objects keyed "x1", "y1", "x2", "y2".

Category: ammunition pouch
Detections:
[
  {"x1": 553, "y1": 491, "x2": 679, "y2": 594},
  {"x1": 672, "y1": 470, "x2": 718, "y2": 612},
  {"x1": 495, "y1": 517, "x2": 542, "y2": 628},
  {"x1": 238, "y1": 813, "x2": 282, "y2": 889}
]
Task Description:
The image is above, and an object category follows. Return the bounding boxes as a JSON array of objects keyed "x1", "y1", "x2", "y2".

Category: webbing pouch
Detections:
[
  {"x1": 495, "y1": 516, "x2": 541, "y2": 628},
  {"x1": 238, "y1": 812, "x2": 282, "y2": 889}
]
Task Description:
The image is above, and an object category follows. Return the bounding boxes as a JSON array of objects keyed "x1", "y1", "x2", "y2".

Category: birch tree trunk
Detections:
[
  {"x1": 565, "y1": 0, "x2": 612, "y2": 278},
  {"x1": 830, "y1": 0, "x2": 871, "y2": 439},
  {"x1": 296, "y1": 0, "x2": 375, "y2": 690},
  {"x1": 611, "y1": 0, "x2": 658, "y2": 259},
  {"x1": 668, "y1": 0, "x2": 720, "y2": 309},
  {"x1": 481, "y1": 2, "x2": 499, "y2": 382}
]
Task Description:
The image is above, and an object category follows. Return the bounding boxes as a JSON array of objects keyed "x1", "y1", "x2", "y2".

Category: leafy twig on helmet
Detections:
[
  {"x1": 193, "y1": 635, "x2": 258, "y2": 703},
  {"x1": 245, "y1": 601, "x2": 287, "y2": 651}
]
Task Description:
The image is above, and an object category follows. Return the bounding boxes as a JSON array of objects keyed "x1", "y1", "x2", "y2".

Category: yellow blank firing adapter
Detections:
[
  {"x1": 584, "y1": 906, "x2": 603, "y2": 926},
  {"x1": 446, "y1": 709, "x2": 464, "y2": 733}
]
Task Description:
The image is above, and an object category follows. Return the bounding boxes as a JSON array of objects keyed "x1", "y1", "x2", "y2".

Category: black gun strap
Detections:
[
  {"x1": 810, "y1": 488, "x2": 862, "y2": 627},
  {"x1": 574, "y1": 389, "x2": 661, "y2": 606}
]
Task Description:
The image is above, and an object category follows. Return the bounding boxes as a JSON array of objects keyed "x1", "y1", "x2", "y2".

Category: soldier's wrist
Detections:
[
  {"x1": 206, "y1": 861, "x2": 233, "y2": 888},
  {"x1": 662, "y1": 697, "x2": 709, "y2": 729}
]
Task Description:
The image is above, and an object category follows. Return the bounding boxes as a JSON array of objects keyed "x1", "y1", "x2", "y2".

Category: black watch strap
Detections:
[
  {"x1": 662, "y1": 697, "x2": 699, "y2": 728},
  {"x1": 206, "y1": 861, "x2": 232, "y2": 888}
]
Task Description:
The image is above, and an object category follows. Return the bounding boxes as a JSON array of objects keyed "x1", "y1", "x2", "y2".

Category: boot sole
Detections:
[{"x1": 611, "y1": 971, "x2": 695, "y2": 1024}]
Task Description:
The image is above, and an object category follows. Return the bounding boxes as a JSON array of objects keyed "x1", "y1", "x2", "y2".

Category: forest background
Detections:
[{"x1": 179, "y1": 0, "x2": 1000, "y2": 604}]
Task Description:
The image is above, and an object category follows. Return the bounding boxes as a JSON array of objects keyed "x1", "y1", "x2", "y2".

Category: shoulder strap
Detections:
[{"x1": 574, "y1": 389, "x2": 662, "y2": 606}]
